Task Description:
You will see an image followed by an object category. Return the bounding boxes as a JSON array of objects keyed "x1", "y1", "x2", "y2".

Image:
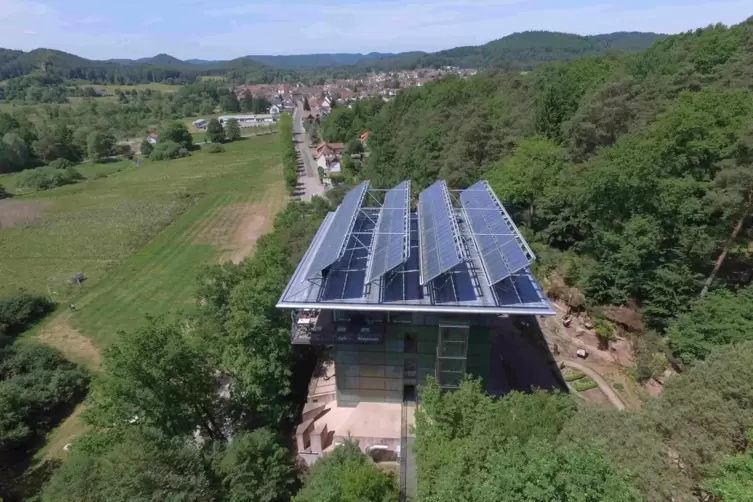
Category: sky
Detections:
[{"x1": 0, "y1": 0, "x2": 750, "y2": 60}]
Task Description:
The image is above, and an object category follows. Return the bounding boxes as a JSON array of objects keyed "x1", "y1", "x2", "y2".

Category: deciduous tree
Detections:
[
  {"x1": 225, "y1": 118, "x2": 241, "y2": 141},
  {"x1": 207, "y1": 118, "x2": 225, "y2": 143}
]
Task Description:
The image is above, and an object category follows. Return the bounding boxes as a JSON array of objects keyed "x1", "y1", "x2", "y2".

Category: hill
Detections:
[
  {"x1": 0, "y1": 30, "x2": 664, "y2": 84},
  {"x1": 359, "y1": 30, "x2": 666, "y2": 70},
  {"x1": 0, "y1": 48, "x2": 273, "y2": 84},
  {"x1": 242, "y1": 52, "x2": 404, "y2": 69}
]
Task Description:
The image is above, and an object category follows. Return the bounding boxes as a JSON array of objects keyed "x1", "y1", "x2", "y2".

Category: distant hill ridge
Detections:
[{"x1": 0, "y1": 30, "x2": 666, "y2": 82}]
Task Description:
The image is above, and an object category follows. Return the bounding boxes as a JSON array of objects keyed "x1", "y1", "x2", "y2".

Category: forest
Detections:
[
  {"x1": 358, "y1": 30, "x2": 665, "y2": 72},
  {"x1": 0, "y1": 48, "x2": 295, "y2": 85}
]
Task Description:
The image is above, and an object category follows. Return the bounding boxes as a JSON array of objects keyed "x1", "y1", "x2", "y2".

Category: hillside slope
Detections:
[{"x1": 361, "y1": 30, "x2": 666, "y2": 70}]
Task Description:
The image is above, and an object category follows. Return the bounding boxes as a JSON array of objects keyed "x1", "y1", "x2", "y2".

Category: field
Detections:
[
  {"x1": 71, "y1": 81, "x2": 182, "y2": 93},
  {"x1": 0, "y1": 134, "x2": 286, "y2": 352}
]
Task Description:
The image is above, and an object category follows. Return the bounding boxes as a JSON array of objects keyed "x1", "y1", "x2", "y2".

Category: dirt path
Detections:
[{"x1": 559, "y1": 359, "x2": 627, "y2": 410}]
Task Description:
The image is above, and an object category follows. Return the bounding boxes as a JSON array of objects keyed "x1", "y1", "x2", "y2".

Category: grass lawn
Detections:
[{"x1": 1, "y1": 135, "x2": 285, "y2": 351}]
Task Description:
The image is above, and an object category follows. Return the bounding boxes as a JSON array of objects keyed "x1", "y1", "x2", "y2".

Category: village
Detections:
[{"x1": 183, "y1": 67, "x2": 478, "y2": 185}]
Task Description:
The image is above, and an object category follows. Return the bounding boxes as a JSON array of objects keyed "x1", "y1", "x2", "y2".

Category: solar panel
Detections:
[
  {"x1": 366, "y1": 181, "x2": 411, "y2": 283},
  {"x1": 460, "y1": 180, "x2": 534, "y2": 286},
  {"x1": 303, "y1": 181, "x2": 369, "y2": 280},
  {"x1": 418, "y1": 181, "x2": 464, "y2": 285}
]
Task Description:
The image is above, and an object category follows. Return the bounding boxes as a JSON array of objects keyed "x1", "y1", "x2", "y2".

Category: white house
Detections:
[{"x1": 269, "y1": 104, "x2": 281, "y2": 116}]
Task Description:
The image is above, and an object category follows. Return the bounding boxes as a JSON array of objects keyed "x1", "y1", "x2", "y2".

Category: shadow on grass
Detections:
[{"x1": 0, "y1": 388, "x2": 87, "y2": 502}]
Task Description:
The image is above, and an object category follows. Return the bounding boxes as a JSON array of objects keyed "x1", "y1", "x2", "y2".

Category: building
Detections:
[
  {"x1": 146, "y1": 132, "x2": 159, "y2": 145},
  {"x1": 218, "y1": 115, "x2": 276, "y2": 128},
  {"x1": 192, "y1": 119, "x2": 207, "y2": 129},
  {"x1": 269, "y1": 104, "x2": 281, "y2": 116},
  {"x1": 277, "y1": 180, "x2": 554, "y2": 463}
]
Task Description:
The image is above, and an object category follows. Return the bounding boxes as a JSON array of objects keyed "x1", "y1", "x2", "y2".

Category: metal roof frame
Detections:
[
  {"x1": 418, "y1": 180, "x2": 466, "y2": 286},
  {"x1": 302, "y1": 180, "x2": 369, "y2": 281},
  {"x1": 458, "y1": 180, "x2": 535, "y2": 287},
  {"x1": 365, "y1": 180, "x2": 411, "y2": 284}
]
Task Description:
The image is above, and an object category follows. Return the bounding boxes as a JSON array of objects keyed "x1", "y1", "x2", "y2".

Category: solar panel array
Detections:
[
  {"x1": 418, "y1": 181, "x2": 464, "y2": 285},
  {"x1": 366, "y1": 181, "x2": 411, "y2": 283},
  {"x1": 460, "y1": 180, "x2": 533, "y2": 286},
  {"x1": 303, "y1": 180, "x2": 369, "y2": 281}
]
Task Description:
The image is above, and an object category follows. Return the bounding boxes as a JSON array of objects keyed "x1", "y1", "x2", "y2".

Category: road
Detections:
[{"x1": 292, "y1": 105, "x2": 324, "y2": 201}]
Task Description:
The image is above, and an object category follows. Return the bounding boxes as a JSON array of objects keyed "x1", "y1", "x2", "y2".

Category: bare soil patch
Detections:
[
  {"x1": 539, "y1": 304, "x2": 645, "y2": 409},
  {"x1": 36, "y1": 316, "x2": 102, "y2": 369},
  {"x1": 194, "y1": 186, "x2": 287, "y2": 263},
  {"x1": 0, "y1": 200, "x2": 52, "y2": 229}
]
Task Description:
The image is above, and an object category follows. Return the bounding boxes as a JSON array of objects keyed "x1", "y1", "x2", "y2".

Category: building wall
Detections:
[{"x1": 333, "y1": 312, "x2": 494, "y2": 406}]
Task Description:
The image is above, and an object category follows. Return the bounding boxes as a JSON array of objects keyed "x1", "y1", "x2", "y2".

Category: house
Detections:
[
  {"x1": 313, "y1": 142, "x2": 345, "y2": 162},
  {"x1": 278, "y1": 180, "x2": 554, "y2": 463},
  {"x1": 146, "y1": 132, "x2": 159, "y2": 144},
  {"x1": 192, "y1": 119, "x2": 207, "y2": 129},
  {"x1": 360, "y1": 132, "x2": 369, "y2": 145},
  {"x1": 269, "y1": 104, "x2": 281, "y2": 116}
]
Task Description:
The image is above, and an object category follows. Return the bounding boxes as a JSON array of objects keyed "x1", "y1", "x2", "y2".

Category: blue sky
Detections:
[{"x1": 0, "y1": 0, "x2": 750, "y2": 60}]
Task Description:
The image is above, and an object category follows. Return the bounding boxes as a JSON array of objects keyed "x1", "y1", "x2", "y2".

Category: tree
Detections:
[
  {"x1": 0, "y1": 184, "x2": 8, "y2": 199},
  {"x1": 1, "y1": 132, "x2": 32, "y2": 171},
  {"x1": 207, "y1": 118, "x2": 225, "y2": 143},
  {"x1": 86, "y1": 317, "x2": 226, "y2": 440},
  {"x1": 225, "y1": 118, "x2": 241, "y2": 141},
  {"x1": 303, "y1": 97, "x2": 310, "y2": 111},
  {"x1": 668, "y1": 286, "x2": 753, "y2": 364},
  {"x1": 345, "y1": 138, "x2": 363, "y2": 155},
  {"x1": 140, "y1": 139, "x2": 154, "y2": 157},
  {"x1": 486, "y1": 137, "x2": 566, "y2": 227},
  {"x1": 705, "y1": 431, "x2": 753, "y2": 502},
  {"x1": 159, "y1": 121, "x2": 193, "y2": 149},
  {"x1": 214, "y1": 428, "x2": 296, "y2": 502},
  {"x1": 414, "y1": 378, "x2": 638, "y2": 501},
  {"x1": 220, "y1": 94, "x2": 240, "y2": 113},
  {"x1": 293, "y1": 441, "x2": 398, "y2": 502},
  {"x1": 41, "y1": 427, "x2": 217, "y2": 502},
  {"x1": 86, "y1": 131, "x2": 115, "y2": 162}
]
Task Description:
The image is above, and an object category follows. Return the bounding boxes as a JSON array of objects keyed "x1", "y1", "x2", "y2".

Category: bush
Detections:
[
  {"x1": 16, "y1": 166, "x2": 83, "y2": 191},
  {"x1": 140, "y1": 139, "x2": 154, "y2": 157},
  {"x1": 0, "y1": 343, "x2": 89, "y2": 461},
  {"x1": 594, "y1": 319, "x2": 615, "y2": 347},
  {"x1": 573, "y1": 378, "x2": 598, "y2": 392},
  {"x1": 564, "y1": 371, "x2": 586, "y2": 382},
  {"x1": 0, "y1": 294, "x2": 55, "y2": 336},
  {"x1": 149, "y1": 140, "x2": 190, "y2": 161},
  {"x1": 48, "y1": 158, "x2": 73, "y2": 169},
  {"x1": 206, "y1": 143, "x2": 225, "y2": 154},
  {"x1": 0, "y1": 184, "x2": 9, "y2": 199}
]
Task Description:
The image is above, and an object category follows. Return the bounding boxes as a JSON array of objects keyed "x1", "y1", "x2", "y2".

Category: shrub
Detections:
[
  {"x1": 0, "y1": 184, "x2": 9, "y2": 199},
  {"x1": 206, "y1": 143, "x2": 225, "y2": 154},
  {"x1": 140, "y1": 139, "x2": 154, "y2": 157},
  {"x1": 149, "y1": 140, "x2": 190, "y2": 161},
  {"x1": 48, "y1": 158, "x2": 73, "y2": 169},
  {"x1": 594, "y1": 319, "x2": 615, "y2": 347},
  {"x1": 573, "y1": 378, "x2": 598, "y2": 392},
  {"x1": 16, "y1": 166, "x2": 83, "y2": 191},
  {"x1": 613, "y1": 383, "x2": 625, "y2": 391},
  {"x1": 564, "y1": 371, "x2": 586, "y2": 382},
  {"x1": 0, "y1": 294, "x2": 55, "y2": 336}
]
